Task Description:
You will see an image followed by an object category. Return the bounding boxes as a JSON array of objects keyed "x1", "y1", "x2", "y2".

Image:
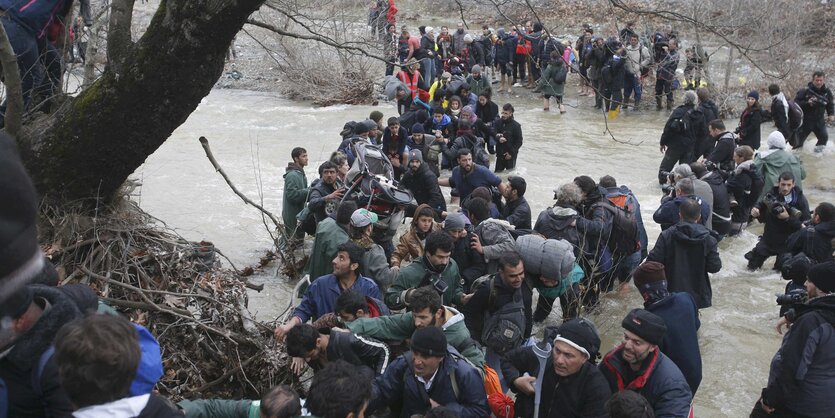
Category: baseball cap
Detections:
[{"x1": 350, "y1": 209, "x2": 378, "y2": 228}]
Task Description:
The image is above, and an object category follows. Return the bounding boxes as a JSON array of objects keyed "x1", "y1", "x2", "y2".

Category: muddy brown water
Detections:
[{"x1": 136, "y1": 86, "x2": 834, "y2": 416}]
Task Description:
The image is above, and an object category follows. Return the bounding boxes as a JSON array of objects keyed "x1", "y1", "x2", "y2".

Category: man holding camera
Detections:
[
  {"x1": 794, "y1": 71, "x2": 834, "y2": 152},
  {"x1": 753, "y1": 261, "x2": 835, "y2": 418},
  {"x1": 745, "y1": 171, "x2": 811, "y2": 271}
]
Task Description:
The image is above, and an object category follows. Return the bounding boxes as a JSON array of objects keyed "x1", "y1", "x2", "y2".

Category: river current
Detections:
[{"x1": 136, "y1": 87, "x2": 834, "y2": 416}]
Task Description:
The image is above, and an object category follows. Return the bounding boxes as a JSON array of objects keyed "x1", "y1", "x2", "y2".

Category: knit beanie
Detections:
[
  {"x1": 407, "y1": 150, "x2": 424, "y2": 164},
  {"x1": 767, "y1": 131, "x2": 786, "y2": 150},
  {"x1": 411, "y1": 123, "x2": 425, "y2": 134},
  {"x1": 807, "y1": 261, "x2": 835, "y2": 294},
  {"x1": 443, "y1": 212, "x2": 467, "y2": 231},
  {"x1": 621, "y1": 309, "x2": 667, "y2": 346},
  {"x1": 471, "y1": 64, "x2": 482, "y2": 74},
  {"x1": 553, "y1": 318, "x2": 601, "y2": 360},
  {"x1": 411, "y1": 326, "x2": 447, "y2": 357},
  {"x1": 0, "y1": 132, "x2": 43, "y2": 304},
  {"x1": 747, "y1": 90, "x2": 759, "y2": 101}
]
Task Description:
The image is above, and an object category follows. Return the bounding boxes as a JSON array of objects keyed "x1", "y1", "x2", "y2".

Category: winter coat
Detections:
[
  {"x1": 769, "y1": 96, "x2": 792, "y2": 139},
  {"x1": 368, "y1": 347, "x2": 490, "y2": 418},
  {"x1": 599, "y1": 346, "x2": 692, "y2": 418},
  {"x1": 178, "y1": 399, "x2": 257, "y2": 418},
  {"x1": 401, "y1": 163, "x2": 446, "y2": 211},
  {"x1": 659, "y1": 105, "x2": 700, "y2": 149},
  {"x1": 452, "y1": 228, "x2": 488, "y2": 291},
  {"x1": 737, "y1": 105, "x2": 764, "y2": 150},
  {"x1": 795, "y1": 82, "x2": 835, "y2": 123},
  {"x1": 603, "y1": 54, "x2": 626, "y2": 92},
  {"x1": 692, "y1": 178, "x2": 715, "y2": 231},
  {"x1": 418, "y1": 34, "x2": 436, "y2": 61},
  {"x1": 647, "y1": 221, "x2": 722, "y2": 309},
  {"x1": 475, "y1": 101, "x2": 498, "y2": 127},
  {"x1": 448, "y1": 165, "x2": 502, "y2": 203},
  {"x1": 281, "y1": 163, "x2": 309, "y2": 238},
  {"x1": 502, "y1": 197, "x2": 532, "y2": 230},
  {"x1": 624, "y1": 43, "x2": 651, "y2": 76},
  {"x1": 347, "y1": 306, "x2": 485, "y2": 367},
  {"x1": 538, "y1": 59, "x2": 567, "y2": 97},
  {"x1": 502, "y1": 346, "x2": 611, "y2": 418},
  {"x1": 602, "y1": 185, "x2": 649, "y2": 257},
  {"x1": 655, "y1": 49, "x2": 679, "y2": 81},
  {"x1": 494, "y1": 34, "x2": 517, "y2": 65},
  {"x1": 351, "y1": 236, "x2": 398, "y2": 291},
  {"x1": 700, "y1": 171, "x2": 732, "y2": 236},
  {"x1": 443, "y1": 132, "x2": 488, "y2": 168},
  {"x1": 762, "y1": 294, "x2": 835, "y2": 417},
  {"x1": 653, "y1": 195, "x2": 711, "y2": 231},
  {"x1": 0, "y1": 0, "x2": 72, "y2": 37},
  {"x1": 534, "y1": 206, "x2": 582, "y2": 257},
  {"x1": 705, "y1": 132, "x2": 736, "y2": 170},
  {"x1": 293, "y1": 274, "x2": 382, "y2": 323},
  {"x1": 452, "y1": 29, "x2": 468, "y2": 56},
  {"x1": 465, "y1": 42, "x2": 485, "y2": 69},
  {"x1": 752, "y1": 186, "x2": 811, "y2": 249},
  {"x1": 386, "y1": 256, "x2": 464, "y2": 310},
  {"x1": 0, "y1": 285, "x2": 99, "y2": 418},
  {"x1": 465, "y1": 74, "x2": 490, "y2": 97},
  {"x1": 645, "y1": 292, "x2": 702, "y2": 394},
  {"x1": 785, "y1": 220, "x2": 835, "y2": 263},
  {"x1": 74, "y1": 394, "x2": 184, "y2": 418},
  {"x1": 587, "y1": 45, "x2": 606, "y2": 81},
  {"x1": 494, "y1": 116, "x2": 523, "y2": 161},
  {"x1": 462, "y1": 273, "x2": 533, "y2": 345},
  {"x1": 391, "y1": 206, "x2": 443, "y2": 267},
  {"x1": 725, "y1": 160, "x2": 760, "y2": 223},
  {"x1": 473, "y1": 218, "x2": 517, "y2": 274},
  {"x1": 575, "y1": 188, "x2": 614, "y2": 261},
  {"x1": 383, "y1": 126, "x2": 409, "y2": 158},
  {"x1": 754, "y1": 149, "x2": 806, "y2": 202},
  {"x1": 305, "y1": 217, "x2": 349, "y2": 281},
  {"x1": 307, "y1": 179, "x2": 339, "y2": 224},
  {"x1": 323, "y1": 329, "x2": 391, "y2": 375}
]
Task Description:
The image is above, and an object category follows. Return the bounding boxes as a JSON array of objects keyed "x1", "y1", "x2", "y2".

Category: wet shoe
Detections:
[{"x1": 814, "y1": 145, "x2": 825, "y2": 153}]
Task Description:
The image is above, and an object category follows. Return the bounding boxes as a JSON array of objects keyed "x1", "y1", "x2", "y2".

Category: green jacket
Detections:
[
  {"x1": 346, "y1": 306, "x2": 485, "y2": 367},
  {"x1": 178, "y1": 399, "x2": 259, "y2": 418},
  {"x1": 385, "y1": 256, "x2": 463, "y2": 310},
  {"x1": 538, "y1": 61, "x2": 567, "y2": 97},
  {"x1": 282, "y1": 164, "x2": 309, "y2": 238},
  {"x1": 305, "y1": 218, "x2": 349, "y2": 280},
  {"x1": 754, "y1": 149, "x2": 806, "y2": 202}
]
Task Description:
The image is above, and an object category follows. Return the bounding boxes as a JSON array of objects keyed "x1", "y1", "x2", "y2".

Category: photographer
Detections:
[
  {"x1": 753, "y1": 261, "x2": 835, "y2": 418},
  {"x1": 704, "y1": 119, "x2": 737, "y2": 175},
  {"x1": 745, "y1": 171, "x2": 811, "y2": 271},
  {"x1": 794, "y1": 71, "x2": 834, "y2": 152},
  {"x1": 784, "y1": 202, "x2": 835, "y2": 265}
]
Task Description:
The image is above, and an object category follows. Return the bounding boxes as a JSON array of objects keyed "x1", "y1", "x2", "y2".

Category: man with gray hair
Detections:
[
  {"x1": 534, "y1": 183, "x2": 583, "y2": 253},
  {"x1": 653, "y1": 177, "x2": 712, "y2": 231},
  {"x1": 671, "y1": 164, "x2": 714, "y2": 231},
  {"x1": 658, "y1": 90, "x2": 707, "y2": 185}
]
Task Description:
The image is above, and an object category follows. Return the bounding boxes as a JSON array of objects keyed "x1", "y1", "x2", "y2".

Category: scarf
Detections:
[{"x1": 774, "y1": 92, "x2": 789, "y2": 123}]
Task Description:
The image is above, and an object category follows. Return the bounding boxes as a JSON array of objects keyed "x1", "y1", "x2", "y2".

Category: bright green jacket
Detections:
[
  {"x1": 282, "y1": 164, "x2": 309, "y2": 239},
  {"x1": 304, "y1": 218, "x2": 349, "y2": 280},
  {"x1": 754, "y1": 149, "x2": 805, "y2": 202},
  {"x1": 385, "y1": 256, "x2": 463, "y2": 310},
  {"x1": 178, "y1": 399, "x2": 259, "y2": 418},
  {"x1": 346, "y1": 306, "x2": 485, "y2": 367}
]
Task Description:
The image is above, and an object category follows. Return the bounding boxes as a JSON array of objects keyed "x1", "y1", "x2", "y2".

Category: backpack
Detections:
[
  {"x1": 601, "y1": 62, "x2": 613, "y2": 84},
  {"x1": 669, "y1": 109, "x2": 692, "y2": 135},
  {"x1": 745, "y1": 169, "x2": 765, "y2": 207},
  {"x1": 787, "y1": 100, "x2": 804, "y2": 131},
  {"x1": 479, "y1": 277, "x2": 526, "y2": 354},
  {"x1": 593, "y1": 199, "x2": 640, "y2": 255},
  {"x1": 460, "y1": 135, "x2": 489, "y2": 168},
  {"x1": 402, "y1": 350, "x2": 463, "y2": 401}
]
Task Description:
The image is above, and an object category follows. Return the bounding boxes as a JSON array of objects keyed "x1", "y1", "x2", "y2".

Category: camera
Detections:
[
  {"x1": 764, "y1": 193, "x2": 802, "y2": 218},
  {"x1": 776, "y1": 288, "x2": 807, "y2": 306}
]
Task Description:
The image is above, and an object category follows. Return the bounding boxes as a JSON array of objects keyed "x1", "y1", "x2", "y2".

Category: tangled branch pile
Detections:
[{"x1": 39, "y1": 194, "x2": 297, "y2": 400}]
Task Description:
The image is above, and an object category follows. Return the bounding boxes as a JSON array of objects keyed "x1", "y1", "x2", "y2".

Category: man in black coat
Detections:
[
  {"x1": 443, "y1": 213, "x2": 487, "y2": 291},
  {"x1": 493, "y1": 103, "x2": 524, "y2": 172},
  {"x1": 784, "y1": 202, "x2": 835, "y2": 264},
  {"x1": 602, "y1": 42, "x2": 626, "y2": 113},
  {"x1": 696, "y1": 88, "x2": 720, "y2": 158},
  {"x1": 647, "y1": 199, "x2": 722, "y2": 309},
  {"x1": 704, "y1": 119, "x2": 737, "y2": 173},
  {"x1": 401, "y1": 150, "x2": 446, "y2": 215},
  {"x1": 285, "y1": 323, "x2": 390, "y2": 376},
  {"x1": 766, "y1": 84, "x2": 793, "y2": 144},
  {"x1": 501, "y1": 176, "x2": 532, "y2": 230},
  {"x1": 658, "y1": 90, "x2": 706, "y2": 184},
  {"x1": 0, "y1": 284, "x2": 99, "y2": 418},
  {"x1": 746, "y1": 172, "x2": 811, "y2": 271},
  {"x1": 794, "y1": 71, "x2": 834, "y2": 152},
  {"x1": 502, "y1": 319, "x2": 611, "y2": 418},
  {"x1": 308, "y1": 161, "x2": 345, "y2": 224}
]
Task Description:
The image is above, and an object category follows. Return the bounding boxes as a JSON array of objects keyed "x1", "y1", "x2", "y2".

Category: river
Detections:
[{"x1": 136, "y1": 86, "x2": 834, "y2": 416}]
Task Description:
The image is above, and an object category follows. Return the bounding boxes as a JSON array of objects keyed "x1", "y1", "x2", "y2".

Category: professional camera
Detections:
[
  {"x1": 776, "y1": 288, "x2": 808, "y2": 306},
  {"x1": 763, "y1": 193, "x2": 802, "y2": 218},
  {"x1": 808, "y1": 90, "x2": 830, "y2": 107}
]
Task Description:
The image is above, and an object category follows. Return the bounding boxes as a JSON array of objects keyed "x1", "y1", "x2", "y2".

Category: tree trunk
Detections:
[{"x1": 18, "y1": 0, "x2": 265, "y2": 209}]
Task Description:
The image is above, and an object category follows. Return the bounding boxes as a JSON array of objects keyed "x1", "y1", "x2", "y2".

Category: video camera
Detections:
[
  {"x1": 763, "y1": 193, "x2": 803, "y2": 219},
  {"x1": 776, "y1": 288, "x2": 807, "y2": 306},
  {"x1": 659, "y1": 170, "x2": 676, "y2": 194},
  {"x1": 808, "y1": 89, "x2": 830, "y2": 107}
]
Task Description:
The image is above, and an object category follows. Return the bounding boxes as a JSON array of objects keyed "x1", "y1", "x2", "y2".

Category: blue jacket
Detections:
[
  {"x1": 653, "y1": 195, "x2": 710, "y2": 231},
  {"x1": 600, "y1": 346, "x2": 692, "y2": 418},
  {"x1": 0, "y1": 0, "x2": 71, "y2": 38},
  {"x1": 369, "y1": 348, "x2": 490, "y2": 418},
  {"x1": 449, "y1": 165, "x2": 501, "y2": 203},
  {"x1": 646, "y1": 292, "x2": 702, "y2": 395},
  {"x1": 293, "y1": 274, "x2": 382, "y2": 323}
]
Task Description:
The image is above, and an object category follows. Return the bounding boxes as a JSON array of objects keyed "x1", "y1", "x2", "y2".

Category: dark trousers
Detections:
[
  {"x1": 796, "y1": 119, "x2": 829, "y2": 147},
  {"x1": 658, "y1": 144, "x2": 694, "y2": 183},
  {"x1": 655, "y1": 78, "x2": 673, "y2": 103},
  {"x1": 605, "y1": 88, "x2": 623, "y2": 112},
  {"x1": 494, "y1": 153, "x2": 517, "y2": 172},
  {"x1": 385, "y1": 61, "x2": 396, "y2": 76},
  {"x1": 513, "y1": 53, "x2": 526, "y2": 82},
  {"x1": 750, "y1": 400, "x2": 808, "y2": 418},
  {"x1": 533, "y1": 283, "x2": 581, "y2": 323},
  {"x1": 592, "y1": 79, "x2": 603, "y2": 108},
  {"x1": 529, "y1": 58, "x2": 541, "y2": 82},
  {"x1": 746, "y1": 240, "x2": 786, "y2": 270},
  {"x1": 0, "y1": 16, "x2": 42, "y2": 125}
]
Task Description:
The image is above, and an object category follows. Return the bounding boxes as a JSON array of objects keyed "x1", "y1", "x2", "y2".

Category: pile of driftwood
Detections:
[{"x1": 40, "y1": 195, "x2": 296, "y2": 400}]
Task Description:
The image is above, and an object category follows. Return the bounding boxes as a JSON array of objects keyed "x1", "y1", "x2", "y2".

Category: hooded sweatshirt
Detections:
[
  {"x1": 390, "y1": 204, "x2": 442, "y2": 267},
  {"x1": 534, "y1": 206, "x2": 581, "y2": 256}
]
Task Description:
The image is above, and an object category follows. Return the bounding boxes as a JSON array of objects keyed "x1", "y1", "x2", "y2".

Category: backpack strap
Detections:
[{"x1": 31, "y1": 345, "x2": 55, "y2": 413}]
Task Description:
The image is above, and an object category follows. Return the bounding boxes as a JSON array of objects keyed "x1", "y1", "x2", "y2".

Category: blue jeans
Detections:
[
  {"x1": 623, "y1": 73, "x2": 642, "y2": 104},
  {"x1": 0, "y1": 16, "x2": 42, "y2": 125},
  {"x1": 422, "y1": 58, "x2": 435, "y2": 87}
]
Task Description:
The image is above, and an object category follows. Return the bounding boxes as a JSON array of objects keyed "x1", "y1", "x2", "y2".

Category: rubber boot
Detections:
[
  {"x1": 656, "y1": 96, "x2": 663, "y2": 111},
  {"x1": 499, "y1": 74, "x2": 506, "y2": 92},
  {"x1": 666, "y1": 99, "x2": 673, "y2": 110},
  {"x1": 622, "y1": 98, "x2": 629, "y2": 110}
]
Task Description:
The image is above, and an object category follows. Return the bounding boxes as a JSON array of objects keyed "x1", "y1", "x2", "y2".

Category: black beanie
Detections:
[
  {"x1": 807, "y1": 261, "x2": 835, "y2": 294},
  {"x1": 0, "y1": 132, "x2": 42, "y2": 303},
  {"x1": 553, "y1": 318, "x2": 601, "y2": 361},
  {"x1": 411, "y1": 326, "x2": 447, "y2": 357},
  {"x1": 0, "y1": 285, "x2": 33, "y2": 322},
  {"x1": 622, "y1": 309, "x2": 667, "y2": 346}
]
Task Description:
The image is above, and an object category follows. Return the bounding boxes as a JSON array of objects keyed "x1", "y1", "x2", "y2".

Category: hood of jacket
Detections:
[
  {"x1": 700, "y1": 171, "x2": 724, "y2": 187},
  {"x1": 442, "y1": 306, "x2": 466, "y2": 330},
  {"x1": 734, "y1": 159, "x2": 755, "y2": 175},
  {"x1": 411, "y1": 204, "x2": 434, "y2": 227},
  {"x1": 480, "y1": 217, "x2": 515, "y2": 230},
  {"x1": 549, "y1": 205, "x2": 578, "y2": 220},
  {"x1": 671, "y1": 221, "x2": 712, "y2": 244},
  {"x1": 813, "y1": 220, "x2": 835, "y2": 238},
  {"x1": 285, "y1": 162, "x2": 305, "y2": 175}
]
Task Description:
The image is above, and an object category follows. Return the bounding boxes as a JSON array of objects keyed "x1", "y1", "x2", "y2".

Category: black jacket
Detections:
[
  {"x1": 502, "y1": 346, "x2": 611, "y2": 418},
  {"x1": 785, "y1": 220, "x2": 835, "y2": 264},
  {"x1": 534, "y1": 206, "x2": 582, "y2": 257},
  {"x1": 752, "y1": 186, "x2": 811, "y2": 249},
  {"x1": 308, "y1": 178, "x2": 339, "y2": 223},
  {"x1": 502, "y1": 197, "x2": 531, "y2": 230},
  {"x1": 494, "y1": 116, "x2": 523, "y2": 160},
  {"x1": 466, "y1": 42, "x2": 485, "y2": 69},
  {"x1": 603, "y1": 54, "x2": 626, "y2": 92},
  {"x1": 725, "y1": 160, "x2": 759, "y2": 223},
  {"x1": 0, "y1": 285, "x2": 98, "y2": 418},
  {"x1": 647, "y1": 221, "x2": 722, "y2": 309},
  {"x1": 696, "y1": 100, "x2": 720, "y2": 158},
  {"x1": 660, "y1": 104, "x2": 704, "y2": 150},
  {"x1": 700, "y1": 171, "x2": 731, "y2": 236},
  {"x1": 463, "y1": 274, "x2": 533, "y2": 345},
  {"x1": 796, "y1": 82, "x2": 834, "y2": 123},
  {"x1": 762, "y1": 294, "x2": 835, "y2": 417},
  {"x1": 401, "y1": 164, "x2": 446, "y2": 213},
  {"x1": 705, "y1": 132, "x2": 736, "y2": 171},
  {"x1": 138, "y1": 395, "x2": 185, "y2": 418},
  {"x1": 325, "y1": 329, "x2": 391, "y2": 375},
  {"x1": 452, "y1": 228, "x2": 488, "y2": 291},
  {"x1": 769, "y1": 97, "x2": 792, "y2": 138},
  {"x1": 737, "y1": 105, "x2": 763, "y2": 150},
  {"x1": 575, "y1": 187, "x2": 614, "y2": 261}
]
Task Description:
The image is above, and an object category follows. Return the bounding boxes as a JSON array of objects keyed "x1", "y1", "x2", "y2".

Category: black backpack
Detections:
[
  {"x1": 479, "y1": 277, "x2": 526, "y2": 354},
  {"x1": 593, "y1": 199, "x2": 640, "y2": 256},
  {"x1": 746, "y1": 169, "x2": 765, "y2": 207},
  {"x1": 787, "y1": 100, "x2": 804, "y2": 131}
]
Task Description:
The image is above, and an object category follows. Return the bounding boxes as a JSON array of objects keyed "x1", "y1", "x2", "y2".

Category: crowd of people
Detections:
[{"x1": 2, "y1": 8, "x2": 835, "y2": 418}]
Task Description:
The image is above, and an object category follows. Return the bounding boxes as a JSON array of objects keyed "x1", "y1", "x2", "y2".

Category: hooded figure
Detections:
[
  {"x1": 754, "y1": 131, "x2": 806, "y2": 201},
  {"x1": 390, "y1": 203, "x2": 443, "y2": 267},
  {"x1": 400, "y1": 151, "x2": 446, "y2": 214}
]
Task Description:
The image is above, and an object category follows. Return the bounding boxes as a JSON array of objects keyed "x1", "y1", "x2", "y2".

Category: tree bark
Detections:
[{"x1": 19, "y1": 0, "x2": 266, "y2": 208}]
